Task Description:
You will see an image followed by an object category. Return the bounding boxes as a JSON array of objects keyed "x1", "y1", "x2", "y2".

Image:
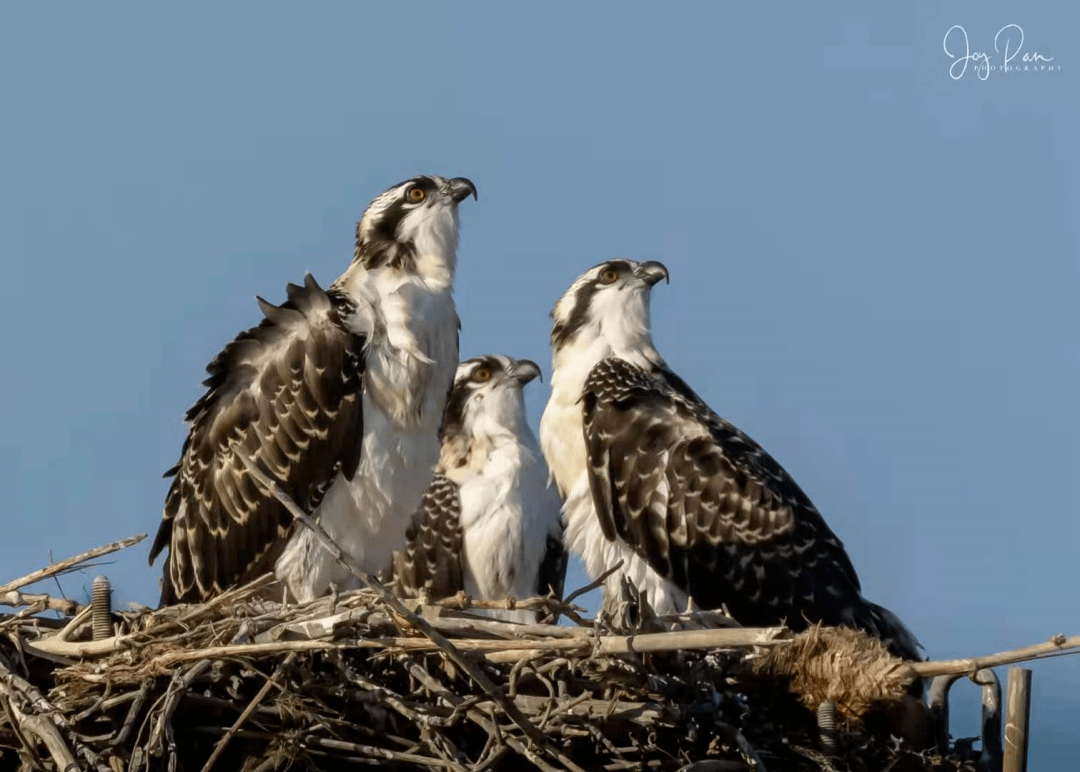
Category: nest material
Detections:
[
  {"x1": 751, "y1": 624, "x2": 914, "y2": 720},
  {"x1": 0, "y1": 569, "x2": 978, "y2": 772}
]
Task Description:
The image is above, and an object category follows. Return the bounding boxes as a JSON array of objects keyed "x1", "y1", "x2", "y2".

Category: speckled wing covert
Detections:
[
  {"x1": 149, "y1": 274, "x2": 366, "y2": 605},
  {"x1": 581, "y1": 356, "x2": 920, "y2": 660},
  {"x1": 393, "y1": 472, "x2": 465, "y2": 600}
]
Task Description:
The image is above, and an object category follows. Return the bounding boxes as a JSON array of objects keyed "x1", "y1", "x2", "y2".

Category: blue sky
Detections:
[{"x1": 1, "y1": 1, "x2": 1075, "y2": 764}]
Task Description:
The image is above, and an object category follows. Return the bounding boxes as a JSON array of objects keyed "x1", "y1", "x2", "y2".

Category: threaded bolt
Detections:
[
  {"x1": 817, "y1": 699, "x2": 838, "y2": 754},
  {"x1": 91, "y1": 575, "x2": 112, "y2": 641}
]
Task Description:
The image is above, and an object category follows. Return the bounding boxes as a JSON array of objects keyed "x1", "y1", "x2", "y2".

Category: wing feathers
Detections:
[
  {"x1": 151, "y1": 274, "x2": 365, "y2": 605},
  {"x1": 392, "y1": 473, "x2": 464, "y2": 600},
  {"x1": 582, "y1": 357, "x2": 919, "y2": 658}
]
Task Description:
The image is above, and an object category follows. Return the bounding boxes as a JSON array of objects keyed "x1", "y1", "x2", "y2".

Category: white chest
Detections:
[
  {"x1": 539, "y1": 362, "x2": 591, "y2": 499},
  {"x1": 276, "y1": 280, "x2": 459, "y2": 602},
  {"x1": 459, "y1": 441, "x2": 563, "y2": 616},
  {"x1": 562, "y1": 474, "x2": 688, "y2": 617}
]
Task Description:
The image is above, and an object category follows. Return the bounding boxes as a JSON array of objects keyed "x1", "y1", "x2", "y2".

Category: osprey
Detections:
[
  {"x1": 149, "y1": 174, "x2": 477, "y2": 604},
  {"x1": 392, "y1": 355, "x2": 567, "y2": 623},
  {"x1": 539, "y1": 259, "x2": 921, "y2": 659}
]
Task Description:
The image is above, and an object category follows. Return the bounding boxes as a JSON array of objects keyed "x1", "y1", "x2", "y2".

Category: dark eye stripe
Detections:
[
  {"x1": 459, "y1": 355, "x2": 504, "y2": 379},
  {"x1": 551, "y1": 261, "x2": 634, "y2": 349},
  {"x1": 405, "y1": 176, "x2": 438, "y2": 198},
  {"x1": 353, "y1": 176, "x2": 445, "y2": 272},
  {"x1": 379, "y1": 178, "x2": 439, "y2": 233},
  {"x1": 439, "y1": 355, "x2": 506, "y2": 441}
]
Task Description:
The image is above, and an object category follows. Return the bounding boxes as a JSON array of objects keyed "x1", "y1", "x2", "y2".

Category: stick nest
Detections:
[{"x1": 0, "y1": 541, "x2": 982, "y2": 772}]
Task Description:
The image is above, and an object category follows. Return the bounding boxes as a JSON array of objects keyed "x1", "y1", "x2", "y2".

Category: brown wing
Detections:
[
  {"x1": 391, "y1": 472, "x2": 465, "y2": 600},
  {"x1": 149, "y1": 274, "x2": 365, "y2": 605},
  {"x1": 582, "y1": 357, "x2": 920, "y2": 659}
]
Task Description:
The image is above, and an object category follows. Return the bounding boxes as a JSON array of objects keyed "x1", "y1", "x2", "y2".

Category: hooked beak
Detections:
[
  {"x1": 509, "y1": 359, "x2": 542, "y2": 386},
  {"x1": 447, "y1": 177, "x2": 478, "y2": 203},
  {"x1": 636, "y1": 260, "x2": 670, "y2": 287}
]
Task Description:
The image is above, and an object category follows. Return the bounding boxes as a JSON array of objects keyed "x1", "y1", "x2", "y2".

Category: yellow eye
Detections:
[
  {"x1": 407, "y1": 187, "x2": 426, "y2": 203},
  {"x1": 599, "y1": 268, "x2": 620, "y2": 284},
  {"x1": 472, "y1": 366, "x2": 492, "y2": 383}
]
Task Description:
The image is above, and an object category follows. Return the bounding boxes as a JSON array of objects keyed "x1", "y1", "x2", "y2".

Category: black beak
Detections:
[
  {"x1": 510, "y1": 359, "x2": 542, "y2": 385},
  {"x1": 447, "y1": 177, "x2": 478, "y2": 203},
  {"x1": 637, "y1": 261, "x2": 670, "y2": 287}
]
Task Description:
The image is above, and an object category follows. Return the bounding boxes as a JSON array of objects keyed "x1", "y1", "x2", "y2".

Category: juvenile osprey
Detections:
[
  {"x1": 393, "y1": 355, "x2": 566, "y2": 623},
  {"x1": 539, "y1": 259, "x2": 921, "y2": 659},
  {"x1": 149, "y1": 175, "x2": 477, "y2": 604}
]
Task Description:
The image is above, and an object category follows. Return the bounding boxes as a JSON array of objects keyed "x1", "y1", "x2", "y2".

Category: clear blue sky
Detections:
[{"x1": 1, "y1": 1, "x2": 1075, "y2": 764}]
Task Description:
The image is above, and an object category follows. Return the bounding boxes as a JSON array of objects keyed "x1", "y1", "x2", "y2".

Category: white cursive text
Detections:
[{"x1": 943, "y1": 24, "x2": 1056, "y2": 80}]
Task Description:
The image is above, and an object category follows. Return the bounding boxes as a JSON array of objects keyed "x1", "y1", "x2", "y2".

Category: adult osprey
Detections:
[
  {"x1": 392, "y1": 355, "x2": 567, "y2": 623},
  {"x1": 149, "y1": 175, "x2": 477, "y2": 604},
  {"x1": 539, "y1": 259, "x2": 921, "y2": 659}
]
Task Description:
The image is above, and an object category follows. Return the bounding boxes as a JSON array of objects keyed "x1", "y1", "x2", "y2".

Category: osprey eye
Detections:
[
  {"x1": 472, "y1": 366, "x2": 493, "y2": 383},
  {"x1": 406, "y1": 187, "x2": 426, "y2": 203},
  {"x1": 599, "y1": 268, "x2": 620, "y2": 285}
]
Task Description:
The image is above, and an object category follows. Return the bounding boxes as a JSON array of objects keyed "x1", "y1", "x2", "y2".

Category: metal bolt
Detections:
[
  {"x1": 817, "y1": 699, "x2": 838, "y2": 754},
  {"x1": 91, "y1": 575, "x2": 112, "y2": 641}
]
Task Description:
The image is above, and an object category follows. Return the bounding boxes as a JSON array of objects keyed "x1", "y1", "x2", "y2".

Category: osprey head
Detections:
[
  {"x1": 550, "y1": 259, "x2": 669, "y2": 356},
  {"x1": 353, "y1": 175, "x2": 477, "y2": 278},
  {"x1": 439, "y1": 355, "x2": 542, "y2": 469}
]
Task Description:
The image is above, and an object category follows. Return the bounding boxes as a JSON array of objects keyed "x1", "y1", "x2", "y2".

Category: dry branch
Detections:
[
  {"x1": 910, "y1": 633, "x2": 1080, "y2": 678},
  {"x1": 0, "y1": 591, "x2": 80, "y2": 615},
  {"x1": 199, "y1": 652, "x2": 296, "y2": 772},
  {"x1": 0, "y1": 534, "x2": 146, "y2": 595},
  {"x1": 7, "y1": 701, "x2": 78, "y2": 772}
]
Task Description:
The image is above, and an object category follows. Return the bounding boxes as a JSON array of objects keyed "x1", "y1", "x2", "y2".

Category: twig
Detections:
[
  {"x1": 0, "y1": 691, "x2": 47, "y2": 770},
  {"x1": 563, "y1": 562, "x2": 623, "y2": 606},
  {"x1": 34, "y1": 624, "x2": 791, "y2": 670},
  {"x1": 0, "y1": 650, "x2": 109, "y2": 771},
  {"x1": 190, "y1": 727, "x2": 456, "y2": 768},
  {"x1": 149, "y1": 639, "x2": 349, "y2": 667},
  {"x1": 511, "y1": 694, "x2": 671, "y2": 724},
  {"x1": 25, "y1": 633, "x2": 140, "y2": 659},
  {"x1": 0, "y1": 591, "x2": 80, "y2": 615},
  {"x1": 387, "y1": 626, "x2": 790, "y2": 657},
  {"x1": 0, "y1": 534, "x2": 146, "y2": 595},
  {"x1": 199, "y1": 652, "x2": 296, "y2": 772},
  {"x1": 7, "y1": 700, "x2": 79, "y2": 772},
  {"x1": 57, "y1": 605, "x2": 95, "y2": 642},
  {"x1": 30, "y1": 624, "x2": 791, "y2": 673},
  {"x1": 149, "y1": 625, "x2": 253, "y2": 759},
  {"x1": 910, "y1": 633, "x2": 1080, "y2": 678},
  {"x1": 237, "y1": 452, "x2": 587, "y2": 772},
  {"x1": 424, "y1": 615, "x2": 590, "y2": 640},
  {"x1": 428, "y1": 592, "x2": 592, "y2": 628},
  {"x1": 485, "y1": 648, "x2": 548, "y2": 664},
  {"x1": 464, "y1": 708, "x2": 564, "y2": 772},
  {"x1": 111, "y1": 681, "x2": 151, "y2": 748}
]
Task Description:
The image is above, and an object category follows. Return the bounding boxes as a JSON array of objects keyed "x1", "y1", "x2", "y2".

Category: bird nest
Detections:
[{"x1": 0, "y1": 537, "x2": 1012, "y2": 771}]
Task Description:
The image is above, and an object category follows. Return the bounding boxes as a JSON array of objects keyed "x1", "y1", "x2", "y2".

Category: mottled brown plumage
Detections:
[
  {"x1": 581, "y1": 355, "x2": 920, "y2": 660},
  {"x1": 150, "y1": 274, "x2": 365, "y2": 604},
  {"x1": 392, "y1": 473, "x2": 465, "y2": 599}
]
